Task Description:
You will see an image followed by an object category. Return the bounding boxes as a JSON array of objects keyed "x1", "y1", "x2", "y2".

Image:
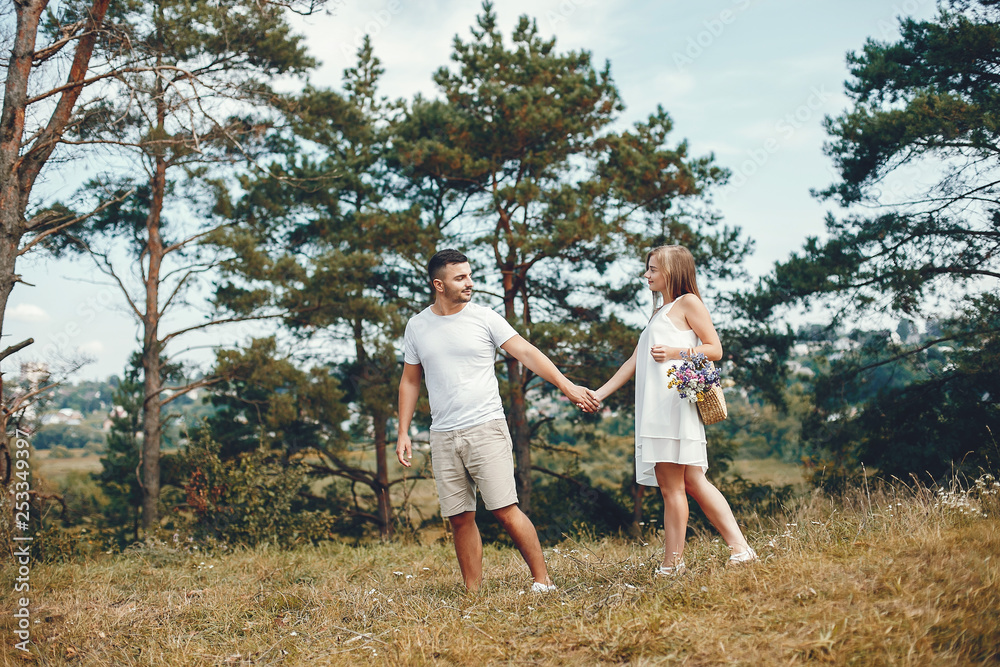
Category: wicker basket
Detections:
[{"x1": 697, "y1": 383, "x2": 728, "y2": 425}]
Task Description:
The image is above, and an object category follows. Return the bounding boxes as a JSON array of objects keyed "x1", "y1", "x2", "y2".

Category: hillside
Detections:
[{"x1": 2, "y1": 475, "x2": 997, "y2": 665}]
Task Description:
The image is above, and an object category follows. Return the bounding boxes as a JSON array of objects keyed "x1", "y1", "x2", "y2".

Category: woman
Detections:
[{"x1": 593, "y1": 245, "x2": 756, "y2": 575}]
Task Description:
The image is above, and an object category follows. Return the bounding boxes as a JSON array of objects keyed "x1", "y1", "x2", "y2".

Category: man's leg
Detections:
[
  {"x1": 448, "y1": 510, "x2": 484, "y2": 591},
  {"x1": 492, "y1": 503, "x2": 551, "y2": 585},
  {"x1": 464, "y1": 419, "x2": 551, "y2": 585},
  {"x1": 430, "y1": 427, "x2": 481, "y2": 590}
]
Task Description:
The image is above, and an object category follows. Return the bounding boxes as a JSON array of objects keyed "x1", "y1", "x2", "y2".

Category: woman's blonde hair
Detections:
[{"x1": 646, "y1": 245, "x2": 702, "y2": 312}]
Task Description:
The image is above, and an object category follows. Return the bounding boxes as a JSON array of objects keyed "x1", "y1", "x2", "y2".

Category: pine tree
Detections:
[
  {"x1": 740, "y1": 0, "x2": 1000, "y2": 479},
  {"x1": 52, "y1": 0, "x2": 318, "y2": 530},
  {"x1": 214, "y1": 38, "x2": 433, "y2": 538},
  {"x1": 0, "y1": 0, "x2": 111, "y2": 490},
  {"x1": 394, "y1": 2, "x2": 746, "y2": 512}
]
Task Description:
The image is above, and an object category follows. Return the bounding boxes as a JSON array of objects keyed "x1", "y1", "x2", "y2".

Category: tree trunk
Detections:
[
  {"x1": 0, "y1": 0, "x2": 110, "y2": 491},
  {"x1": 505, "y1": 355, "x2": 532, "y2": 515},
  {"x1": 500, "y1": 255, "x2": 533, "y2": 514},
  {"x1": 140, "y1": 146, "x2": 167, "y2": 532},
  {"x1": 0, "y1": 1, "x2": 46, "y2": 211},
  {"x1": 0, "y1": 0, "x2": 48, "y2": 489},
  {"x1": 0, "y1": 0, "x2": 52, "y2": 490},
  {"x1": 0, "y1": 213, "x2": 26, "y2": 489},
  {"x1": 373, "y1": 413, "x2": 393, "y2": 539}
]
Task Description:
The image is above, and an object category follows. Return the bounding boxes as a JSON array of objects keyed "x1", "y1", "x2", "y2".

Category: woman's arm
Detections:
[
  {"x1": 594, "y1": 345, "x2": 639, "y2": 403},
  {"x1": 649, "y1": 295, "x2": 723, "y2": 362},
  {"x1": 682, "y1": 295, "x2": 723, "y2": 361}
]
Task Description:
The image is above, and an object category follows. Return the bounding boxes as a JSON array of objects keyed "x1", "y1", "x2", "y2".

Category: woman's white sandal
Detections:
[
  {"x1": 728, "y1": 547, "x2": 758, "y2": 565},
  {"x1": 530, "y1": 581, "x2": 557, "y2": 593},
  {"x1": 655, "y1": 561, "x2": 686, "y2": 577}
]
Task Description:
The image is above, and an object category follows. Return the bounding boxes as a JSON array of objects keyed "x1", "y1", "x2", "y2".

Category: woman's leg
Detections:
[
  {"x1": 683, "y1": 466, "x2": 750, "y2": 553},
  {"x1": 654, "y1": 462, "x2": 688, "y2": 567}
]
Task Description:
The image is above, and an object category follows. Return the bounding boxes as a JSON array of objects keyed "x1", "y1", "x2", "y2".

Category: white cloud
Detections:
[
  {"x1": 8, "y1": 303, "x2": 50, "y2": 323},
  {"x1": 77, "y1": 340, "x2": 105, "y2": 357}
]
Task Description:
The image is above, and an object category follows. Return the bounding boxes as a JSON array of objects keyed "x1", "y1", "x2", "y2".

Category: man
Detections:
[{"x1": 397, "y1": 249, "x2": 599, "y2": 592}]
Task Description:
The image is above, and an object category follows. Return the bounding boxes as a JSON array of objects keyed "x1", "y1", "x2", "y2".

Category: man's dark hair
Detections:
[{"x1": 427, "y1": 249, "x2": 469, "y2": 282}]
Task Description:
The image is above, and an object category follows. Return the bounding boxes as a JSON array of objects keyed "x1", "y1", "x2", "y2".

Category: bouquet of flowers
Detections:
[
  {"x1": 665, "y1": 350, "x2": 728, "y2": 424},
  {"x1": 666, "y1": 350, "x2": 721, "y2": 403}
]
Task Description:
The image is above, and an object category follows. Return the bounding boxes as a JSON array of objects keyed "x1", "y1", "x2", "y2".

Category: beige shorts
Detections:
[{"x1": 430, "y1": 418, "x2": 519, "y2": 517}]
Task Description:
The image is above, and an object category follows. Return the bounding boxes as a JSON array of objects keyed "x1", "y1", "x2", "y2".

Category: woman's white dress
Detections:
[{"x1": 634, "y1": 295, "x2": 708, "y2": 486}]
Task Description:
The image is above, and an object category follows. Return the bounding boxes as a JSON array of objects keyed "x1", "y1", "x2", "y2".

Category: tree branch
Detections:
[
  {"x1": 4, "y1": 380, "x2": 59, "y2": 420},
  {"x1": 72, "y1": 239, "x2": 143, "y2": 319},
  {"x1": 19, "y1": 188, "x2": 135, "y2": 255},
  {"x1": 530, "y1": 464, "x2": 620, "y2": 507},
  {"x1": 31, "y1": 21, "x2": 86, "y2": 64},
  {"x1": 18, "y1": 0, "x2": 112, "y2": 194},
  {"x1": 158, "y1": 312, "x2": 286, "y2": 347},
  {"x1": 160, "y1": 375, "x2": 226, "y2": 406},
  {"x1": 844, "y1": 326, "x2": 1000, "y2": 377},
  {"x1": 0, "y1": 338, "x2": 34, "y2": 364}
]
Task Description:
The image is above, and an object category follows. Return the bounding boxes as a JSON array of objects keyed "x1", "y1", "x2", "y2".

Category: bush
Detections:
[{"x1": 176, "y1": 435, "x2": 336, "y2": 548}]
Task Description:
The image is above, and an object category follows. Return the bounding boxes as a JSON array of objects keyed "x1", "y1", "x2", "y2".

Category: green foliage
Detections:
[
  {"x1": 712, "y1": 384, "x2": 812, "y2": 463},
  {"x1": 176, "y1": 434, "x2": 335, "y2": 548},
  {"x1": 531, "y1": 470, "x2": 633, "y2": 545},
  {"x1": 46, "y1": 0, "x2": 318, "y2": 256},
  {"x1": 712, "y1": 475, "x2": 796, "y2": 522},
  {"x1": 41, "y1": 377, "x2": 115, "y2": 414},
  {"x1": 737, "y1": 0, "x2": 1000, "y2": 482},
  {"x1": 32, "y1": 423, "x2": 105, "y2": 450},
  {"x1": 801, "y1": 302, "x2": 1000, "y2": 485},
  {"x1": 205, "y1": 337, "x2": 347, "y2": 460},
  {"x1": 94, "y1": 362, "x2": 144, "y2": 545},
  {"x1": 213, "y1": 39, "x2": 436, "y2": 537}
]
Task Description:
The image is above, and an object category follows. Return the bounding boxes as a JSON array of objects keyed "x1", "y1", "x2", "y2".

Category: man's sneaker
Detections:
[{"x1": 530, "y1": 581, "x2": 557, "y2": 593}]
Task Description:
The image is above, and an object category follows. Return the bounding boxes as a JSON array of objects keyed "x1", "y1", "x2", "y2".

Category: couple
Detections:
[{"x1": 396, "y1": 247, "x2": 755, "y2": 592}]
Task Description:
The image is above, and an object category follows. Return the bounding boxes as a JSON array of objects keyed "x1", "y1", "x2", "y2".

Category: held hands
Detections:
[
  {"x1": 396, "y1": 434, "x2": 412, "y2": 468},
  {"x1": 580, "y1": 393, "x2": 602, "y2": 413},
  {"x1": 565, "y1": 384, "x2": 601, "y2": 413}
]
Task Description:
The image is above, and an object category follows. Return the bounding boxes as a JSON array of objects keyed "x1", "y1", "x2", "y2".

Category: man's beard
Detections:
[{"x1": 445, "y1": 285, "x2": 473, "y2": 303}]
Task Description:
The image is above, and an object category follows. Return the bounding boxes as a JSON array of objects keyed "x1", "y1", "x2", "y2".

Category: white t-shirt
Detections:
[{"x1": 403, "y1": 302, "x2": 518, "y2": 432}]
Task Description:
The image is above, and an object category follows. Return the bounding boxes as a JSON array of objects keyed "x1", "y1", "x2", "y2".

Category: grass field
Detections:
[
  {"x1": 3, "y1": 473, "x2": 997, "y2": 665},
  {"x1": 728, "y1": 458, "x2": 807, "y2": 488},
  {"x1": 30, "y1": 452, "x2": 104, "y2": 482}
]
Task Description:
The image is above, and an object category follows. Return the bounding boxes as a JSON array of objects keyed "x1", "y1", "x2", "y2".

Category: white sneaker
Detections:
[
  {"x1": 729, "y1": 546, "x2": 758, "y2": 565},
  {"x1": 530, "y1": 581, "x2": 557, "y2": 593}
]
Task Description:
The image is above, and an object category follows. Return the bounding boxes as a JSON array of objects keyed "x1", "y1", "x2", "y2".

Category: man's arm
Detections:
[
  {"x1": 500, "y1": 335, "x2": 600, "y2": 410},
  {"x1": 396, "y1": 362, "x2": 422, "y2": 467}
]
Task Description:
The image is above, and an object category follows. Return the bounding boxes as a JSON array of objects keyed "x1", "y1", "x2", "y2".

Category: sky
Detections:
[{"x1": 2, "y1": 0, "x2": 941, "y2": 382}]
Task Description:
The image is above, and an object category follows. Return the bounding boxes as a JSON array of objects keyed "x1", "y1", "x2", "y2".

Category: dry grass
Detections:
[
  {"x1": 31, "y1": 453, "x2": 103, "y2": 482},
  {"x1": 2, "y1": 476, "x2": 998, "y2": 666}
]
